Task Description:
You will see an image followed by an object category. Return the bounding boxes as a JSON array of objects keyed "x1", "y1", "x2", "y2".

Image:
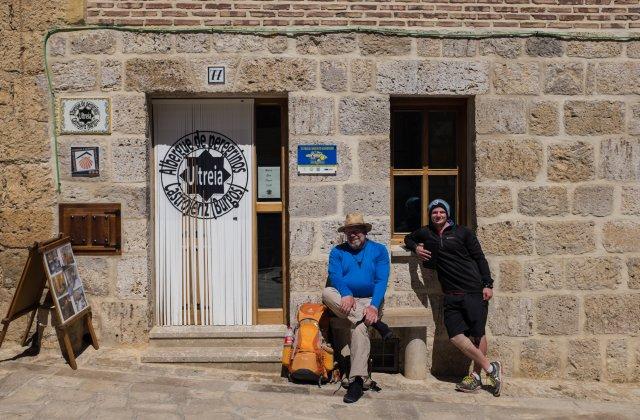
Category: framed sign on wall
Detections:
[{"x1": 60, "y1": 98, "x2": 111, "y2": 135}]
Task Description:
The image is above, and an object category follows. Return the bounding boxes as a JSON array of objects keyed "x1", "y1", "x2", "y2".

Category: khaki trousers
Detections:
[{"x1": 322, "y1": 287, "x2": 375, "y2": 378}]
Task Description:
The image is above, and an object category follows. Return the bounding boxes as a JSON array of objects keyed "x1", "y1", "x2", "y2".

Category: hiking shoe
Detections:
[
  {"x1": 372, "y1": 320, "x2": 394, "y2": 340},
  {"x1": 343, "y1": 376, "x2": 364, "y2": 403},
  {"x1": 486, "y1": 361, "x2": 502, "y2": 397},
  {"x1": 455, "y1": 374, "x2": 481, "y2": 393}
]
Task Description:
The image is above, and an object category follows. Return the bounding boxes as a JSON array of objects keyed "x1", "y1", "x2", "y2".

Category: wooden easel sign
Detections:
[{"x1": 0, "y1": 235, "x2": 98, "y2": 369}]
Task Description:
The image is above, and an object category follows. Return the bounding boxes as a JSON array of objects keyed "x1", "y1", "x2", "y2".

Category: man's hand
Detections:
[
  {"x1": 363, "y1": 305, "x2": 379, "y2": 326},
  {"x1": 415, "y1": 243, "x2": 432, "y2": 262},
  {"x1": 340, "y1": 295, "x2": 356, "y2": 315},
  {"x1": 482, "y1": 288, "x2": 493, "y2": 301}
]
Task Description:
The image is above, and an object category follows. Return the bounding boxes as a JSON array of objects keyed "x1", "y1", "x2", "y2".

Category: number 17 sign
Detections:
[{"x1": 208, "y1": 66, "x2": 225, "y2": 84}]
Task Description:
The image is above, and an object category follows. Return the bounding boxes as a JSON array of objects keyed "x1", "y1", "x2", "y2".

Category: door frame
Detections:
[{"x1": 253, "y1": 98, "x2": 289, "y2": 325}]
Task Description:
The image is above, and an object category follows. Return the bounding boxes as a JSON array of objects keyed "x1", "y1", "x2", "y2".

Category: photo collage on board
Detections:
[{"x1": 44, "y1": 243, "x2": 89, "y2": 322}]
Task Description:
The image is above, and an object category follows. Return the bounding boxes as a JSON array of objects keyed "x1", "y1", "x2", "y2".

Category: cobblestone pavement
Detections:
[{"x1": 1, "y1": 344, "x2": 639, "y2": 419}]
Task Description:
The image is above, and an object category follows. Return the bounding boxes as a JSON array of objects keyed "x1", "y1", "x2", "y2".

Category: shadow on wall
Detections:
[{"x1": 407, "y1": 259, "x2": 472, "y2": 379}]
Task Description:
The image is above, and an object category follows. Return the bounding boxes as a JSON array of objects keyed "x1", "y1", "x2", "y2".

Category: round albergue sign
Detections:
[{"x1": 159, "y1": 131, "x2": 248, "y2": 219}]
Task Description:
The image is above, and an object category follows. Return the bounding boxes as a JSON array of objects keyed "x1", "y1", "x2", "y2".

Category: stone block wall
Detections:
[
  {"x1": 1, "y1": 25, "x2": 639, "y2": 382},
  {"x1": 0, "y1": 0, "x2": 82, "y2": 345},
  {"x1": 86, "y1": 1, "x2": 640, "y2": 30}
]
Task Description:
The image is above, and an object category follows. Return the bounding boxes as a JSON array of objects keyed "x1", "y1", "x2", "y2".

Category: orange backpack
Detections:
[{"x1": 283, "y1": 303, "x2": 334, "y2": 384}]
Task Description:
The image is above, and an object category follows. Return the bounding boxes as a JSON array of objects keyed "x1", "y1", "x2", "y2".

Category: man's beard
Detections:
[{"x1": 348, "y1": 237, "x2": 364, "y2": 250}]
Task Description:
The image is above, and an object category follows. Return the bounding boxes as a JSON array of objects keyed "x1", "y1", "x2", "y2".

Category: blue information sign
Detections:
[{"x1": 297, "y1": 145, "x2": 338, "y2": 175}]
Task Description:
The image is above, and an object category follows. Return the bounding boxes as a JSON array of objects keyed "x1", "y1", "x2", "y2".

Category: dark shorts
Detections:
[{"x1": 443, "y1": 293, "x2": 488, "y2": 339}]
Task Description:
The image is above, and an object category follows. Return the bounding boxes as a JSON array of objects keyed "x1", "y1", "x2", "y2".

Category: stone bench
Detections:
[
  {"x1": 381, "y1": 307, "x2": 430, "y2": 380},
  {"x1": 329, "y1": 307, "x2": 430, "y2": 380}
]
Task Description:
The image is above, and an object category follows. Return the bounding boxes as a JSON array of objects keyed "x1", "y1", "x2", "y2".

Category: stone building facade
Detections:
[{"x1": 1, "y1": 0, "x2": 640, "y2": 383}]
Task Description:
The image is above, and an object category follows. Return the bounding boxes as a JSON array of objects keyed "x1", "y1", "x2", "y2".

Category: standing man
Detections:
[
  {"x1": 322, "y1": 213, "x2": 391, "y2": 404},
  {"x1": 404, "y1": 199, "x2": 503, "y2": 396}
]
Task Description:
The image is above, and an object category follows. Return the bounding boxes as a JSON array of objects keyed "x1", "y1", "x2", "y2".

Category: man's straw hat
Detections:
[{"x1": 337, "y1": 213, "x2": 372, "y2": 233}]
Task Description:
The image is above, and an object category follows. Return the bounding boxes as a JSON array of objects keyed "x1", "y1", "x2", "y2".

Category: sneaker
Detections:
[
  {"x1": 486, "y1": 361, "x2": 502, "y2": 397},
  {"x1": 455, "y1": 373, "x2": 481, "y2": 393},
  {"x1": 372, "y1": 320, "x2": 394, "y2": 340},
  {"x1": 343, "y1": 376, "x2": 364, "y2": 403}
]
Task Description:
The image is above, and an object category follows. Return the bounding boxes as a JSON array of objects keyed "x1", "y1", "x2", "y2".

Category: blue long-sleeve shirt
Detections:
[{"x1": 327, "y1": 240, "x2": 390, "y2": 308}]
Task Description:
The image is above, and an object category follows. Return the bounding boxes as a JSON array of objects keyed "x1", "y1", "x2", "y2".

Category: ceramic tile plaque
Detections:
[{"x1": 60, "y1": 98, "x2": 111, "y2": 134}]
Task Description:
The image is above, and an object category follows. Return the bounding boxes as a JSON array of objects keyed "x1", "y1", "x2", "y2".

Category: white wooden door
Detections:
[{"x1": 153, "y1": 99, "x2": 253, "y2": 326}]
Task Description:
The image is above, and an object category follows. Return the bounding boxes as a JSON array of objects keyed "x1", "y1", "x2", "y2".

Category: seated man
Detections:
[
  {"x1": 404, "y1": 199, "x2": 502, "y2": 396},
  {"x1": 322, "y1": 213, "x2": 391, "y2": 404}
]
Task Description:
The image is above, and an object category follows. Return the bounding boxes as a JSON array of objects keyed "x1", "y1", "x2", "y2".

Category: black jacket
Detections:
[{"x1": 404, "y1": 221, "x2": 493, "y2": 293}]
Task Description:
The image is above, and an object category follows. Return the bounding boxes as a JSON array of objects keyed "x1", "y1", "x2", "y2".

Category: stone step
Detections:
[
  {"x1": 141, "y1": 346, "x2": 282, "y2": 364},
  {"x1": 150, "y1": 337, "x2": 283, "y2": 348},
  {"x1": 149, "y1": 325, "x2": 287, "y2": 340}
]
